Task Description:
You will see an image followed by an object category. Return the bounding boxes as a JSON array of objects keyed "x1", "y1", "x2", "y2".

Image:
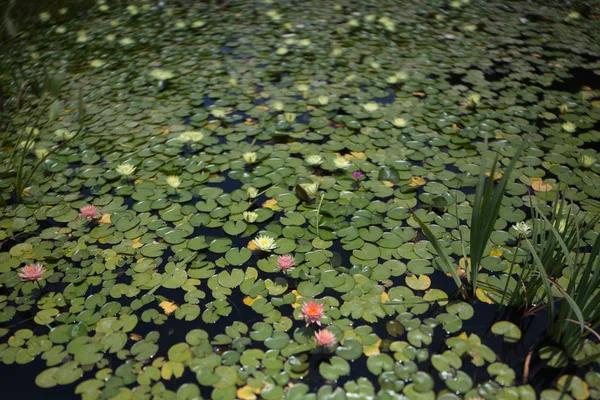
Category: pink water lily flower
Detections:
[
  {"x1": 277, "y1": 254, "x2": 296, "y2": 272},
  {"x1": 18, "y1": 264, "x2": 46, "y2": 281},
  {"x1": 79, "y1": 205, "x2": 100, "y2": 219},
  {"x1": 314, "y1": 329, "x2": 337, "y2": 346},
  {"x1": 299, "y1": 300, "x2": 325, "y2": 326},
  {"x1": 352, "y1": 171, "x2": 364, "y2": 180}
]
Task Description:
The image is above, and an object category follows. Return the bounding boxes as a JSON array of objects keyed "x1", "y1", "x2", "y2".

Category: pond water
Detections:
[{"x1": 1, "y1": 0, "x2": 600, "y2": 399}]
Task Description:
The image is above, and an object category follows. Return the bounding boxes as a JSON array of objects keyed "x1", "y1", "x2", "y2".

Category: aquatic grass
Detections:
[
  {"x1": 414, "y1": 142, "x2": 523, "y2": 300},
  {"x1": 5, "y1": 84, "x2": 85, "y2": 204}
]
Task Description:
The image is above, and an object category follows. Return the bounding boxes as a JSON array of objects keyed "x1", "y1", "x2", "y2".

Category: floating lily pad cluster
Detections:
[{"x1": 0, "y1": 0, "x2": 599, "y2": 399}]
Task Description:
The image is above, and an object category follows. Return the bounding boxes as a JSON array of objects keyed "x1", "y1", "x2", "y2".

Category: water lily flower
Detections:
[
  {"x1": 252, "y1": 235, "x2": 277, "y2": 252},
  {"x1": 211, "y1": 108, "x2": 230, "y2": 118},
  {"x1": 175, "y1": 21, "x2": 186, "y2": 29},
  {"x1": 178, "y1": 131, "x2": 204, "y2": 143},
  {"x1": 276, "y1": 47, "x2": 289, "y2": 56},
  {"x1": 284, "y1": 112, "x2": 297, "y2": 123},
  {"x1": 562, "y1": 122, "x2": 577, "y2": 133},
  {"x1": 378, "y1": 16, "x2": 395, "y2": 32},
  {"x1": 18, "y1": 264, "x2": 46, "y2": 281},
  {"x1": 243, "y1": 151, "x2": 257, "y2": 164},
  {"x1": 299, "y1": 300, "x2": 325, "y2": 326},
  {"x1": 90, "y1": 59, "x2": 105, "y2": 68},
  {"x1": 120, "y1": 37, "x2": 134, "y2": 46},
  {"x1": 126, "y1": 5, "x2": 139, "y2": 15},
  {"x1": 149, "y1": 69, "x2": 174, "y2": 81},
  {"x1": 243, "y1": 211, "x2": 258, "y2": 223},
  {"x1": 192, "y1": 20, "x2": 205, "y2": 28},
  {"x1": 166, "y1": 175, "x2": 181, "y2": 189},
  {"x1": 277, "y1": 254, "x2": 296, "y2": 272},
  {"x1": 559, "y1": 104, "x2": 569, "y2": 114},
  {"x1": 272, "y1": 101, "x2": 285, "y2": 111},
  {"x1": 299, "y1": 39, "x2": 311, "y2": 46},
  {"x1": 39, "y1": 12, "x2": 51, "y2": 22},
  {"x1": 229, "y1": 78, "x2": 238, "y2": 87},
  {"x1": 59, "y1": 8, "x2": 68, "y2": 15},
  {"x1": 317, "y1": 96, "x2": 329, "y2": 106},
  {"x1": 331, "y1": 48, "x2": 344, "y2": 58},
  {"x1": 34, "y1": 148, "x2": 49, "y2": 159},
  {"x1": 299, "y1": 181, "x2": 319, "y2": 198},
  {"x1": 247, "y1": 187, "x2": 259, "y2": 198},
  {"x1": 56, "y1": 26, "x2": 67, "y2": 34},
  {"x1": 105, "y1": 34, "x2": 115, "y2": 42},
  {"x1": 116, "y1": 163, "x2": 136, "y2": 176},
  {"x1": 76, "y1": 30, "x2": 88, "y2": 43},
  {"x1": 314, "y1": 329, "x2": 337, "y2": 346},
  {"x1": 362, "y1": 102, "x2": 379, "y2": 112},
  {"x1": 513, "y1": 221, "x2": 531, "y2": 237},
  {"x1": 467, "y1": 93, "x2": 481, "y2": 108},
  {"x1": 392, "y1": 118, "x2": 408, "y2": 128},
  {"x1": 305, "y1": 155, "x2": 323, "y2": 166},
  {"x1": 580, "y1": 155, "x2": 596, "y2": 168},
  {"x1": 333, "y1": 157, "x2": 351, "y2": 170},
  {"x1": 24, "y1": 127, "x2": 39, "y2": 136},
  {"x1": 55, "y1": 129, "x2": 76, "y2": 140},
  {"x1": 79, "y1": 205, "x2": 101, "y2": 219},
  {"x1": 352, "y1": 171, "x2": 364, "y2": 180},
  {"x1": 296, "y1": 84, "x2": 309, "y2": 92},
  {"x1": 18, "y1": 141, "x2": 35, "y2": 150}
]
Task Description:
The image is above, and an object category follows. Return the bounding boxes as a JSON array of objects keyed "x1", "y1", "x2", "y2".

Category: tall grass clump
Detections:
[{"x1": 413, "y1": 142, "x2": 524, "y2": 299}]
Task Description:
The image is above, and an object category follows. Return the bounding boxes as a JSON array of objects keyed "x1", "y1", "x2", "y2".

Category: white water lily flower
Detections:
[
  {"x1": 211, "y1": 108, "x2": 230, "y2": 118},
  {"x1": 562, "y1": 122, "x2": 577, "y2": 133},
  {"x1": 175, "y1": 21, "x2": 186, "y2": 29},
  {"x1": 149, "y1": 69, "x2": 174, "y2": 81},
  {"x1": 299, "y1": 39, "x2": 311, "y2": 46},
  {"x1": 39, "y1": 12, "x2": 51, "y2": 22},
  {"x1": 296, "y1": 84, "x2": 309, "y2": 92},
  {"x1": 559, "y1": 104, "x2": 569, "y2": 114},
  {"x1": 126, "y1": 5, "x2": 139, "y2": 15},
  {"x1": 331, "y1": 48, "x2": 344, "y2": 58},
  {"x1": 252, "y1": 235, "x2": 277, "y2": 251},
  {"x1": 379, "y1": 16, "x2": 395, "y2": 32},
  {"x1": 76, "y1": 30, "x2": 88, "y2": 43},
  {"x1": 513, "y1": 221, "x2": 531, "y2": 237},
  {"x1": 305, "y1": 155, "x2": 323, "y2": 166},
  {"x1": 116, "y1": 163, "x2": 136, "y2": 176},
  {"x1": 247, "y1": 187, "x2": 259, "y2": 198},
  {"x1": 120, "y1": 37, "x2": 134, "y2": 46},
  {"x1": 56, "y1": 26, "x2": 67, "y2": 34},
  {"x1": 35, "y1": 148, "x2": 49, "y2": 159},
  {"x1": 192, "y1": 20, "x2": 205, "y2": 28},
  {"x1": 284, "y1": 112, "x2": 297, "y2": 123},
  {"x1": 317, "y1": 96, "x2": 329, "y2": 106},
  {"x1": 90, "y1": 59, "x2": 105, "y2": 68},
  {"x1": 362, "y1": 102, "x2": 379, "y2": 112},
  {"x1": 467, "y1": 93, "x2": 481, "y2": 107},
  {"x1": 243, "y1": 211, "x2": 259, "y2": 223},
  {"x1": 580, "y1": 155, "x2": 596, "y2": 168},
  {"x1": 299, "y1": 181, "x2": 319, "y2": 198},
  {"x1": 55, "y1": 129, "x2": 76, "y2": 140},
  {"x1": 166, "y1": 175, "x2": 181, "y2": 189},
  {"x1": 59, "y1": 8, "x2": 68, "y2": 15},
  {"x1": 392, "y1": 118, "x2": 408, "y2": 128},
  {"x1": 272, "y1": 101, "x2": 285, "y2": 111},
  {"x1": 105, "y1": 34, "x2": 116, "y2": 42},
  {"x1": 276, "y1": 47, "x2": 289, "y2": 55},
  {"x1": 333, "y1": 157, "x2": 351, "y2": 169},
  {"x1": 178, "y1": 131, "x2": 204, "y2": 143},
  {"x1": 243, "y1": 152, "x2": 257, "y2": 163}
]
